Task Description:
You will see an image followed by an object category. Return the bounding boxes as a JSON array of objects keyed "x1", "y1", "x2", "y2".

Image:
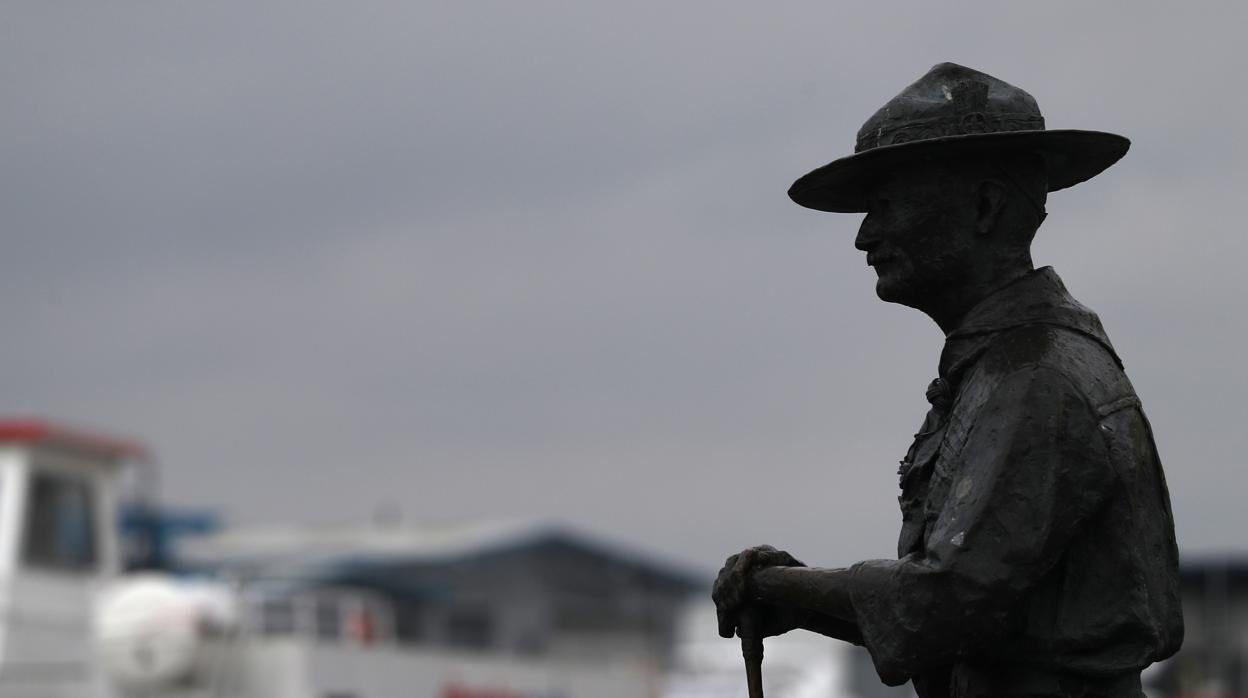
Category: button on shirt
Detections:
[{"x1": 847, "y1": 267, "x2": 1183, "y2": 691}]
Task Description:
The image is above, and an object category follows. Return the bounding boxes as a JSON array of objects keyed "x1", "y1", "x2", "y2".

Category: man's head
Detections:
[
  {"x1": 786, "y1": 63, "x2": 1128, "y2": 328},
  {"x1": 853, "y1": 151, "x2": 1048, "y2": 317}
]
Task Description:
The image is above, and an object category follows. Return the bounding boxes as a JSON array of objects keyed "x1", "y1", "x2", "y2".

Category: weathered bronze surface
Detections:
[{"x1": 712, "y1": 63, "x2": 1183, "y2": 698}]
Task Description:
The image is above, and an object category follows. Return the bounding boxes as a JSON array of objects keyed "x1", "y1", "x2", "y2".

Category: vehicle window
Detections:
[
  {"x1": 21, "y1": 472, "x2": 98, "y2": 572},
  {"x1": 262, "y1": 598, "x2": 296, "y2": 635},
  {"x1": 446, "y1": 608, "x2": 494, "y2": 651},
  {"x1": 315, "y1": 596, "x2": 341, "y2": 640}
]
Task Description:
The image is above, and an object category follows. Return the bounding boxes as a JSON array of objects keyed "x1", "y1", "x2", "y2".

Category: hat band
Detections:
[{"x1": 856, "y1": 112, "x2": 1046, "y2": 152}]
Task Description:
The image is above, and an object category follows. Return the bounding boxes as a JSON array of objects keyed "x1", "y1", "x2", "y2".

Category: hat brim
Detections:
[{"x1": 787, "y1": 129, "x2": 1130, "y2": 213}]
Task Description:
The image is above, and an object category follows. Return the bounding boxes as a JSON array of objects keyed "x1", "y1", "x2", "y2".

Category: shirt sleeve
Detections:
[{"x1": 848, "y1": 365, "x2": 1116, "y2": 686}]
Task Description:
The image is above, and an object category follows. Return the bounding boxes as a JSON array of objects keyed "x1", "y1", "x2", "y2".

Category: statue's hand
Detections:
[{"x1": 711, "y1": 545, "x2": 805, "y2": 639}]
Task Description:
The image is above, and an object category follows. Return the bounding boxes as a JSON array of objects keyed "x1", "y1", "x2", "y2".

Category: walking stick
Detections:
[{"x1": 737, "y1": 606, "x2": 765, "y2": 698}]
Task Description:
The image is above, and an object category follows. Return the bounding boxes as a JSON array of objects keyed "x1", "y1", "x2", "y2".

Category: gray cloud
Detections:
[{"x1": 1, "y1": 2, "x2": 1244, "y2": 571}]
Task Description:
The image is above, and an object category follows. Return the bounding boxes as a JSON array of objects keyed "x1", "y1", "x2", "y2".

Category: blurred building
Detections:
[
  {"x1": 0, "y1": 416, "x2": 708, "y2": 696},
  {"x1": 1148, "y1": 556, "x2": 1248, "y2": 698},
  {"x1": 177, "y1": 520, "x2": 702, "y2": 668}
]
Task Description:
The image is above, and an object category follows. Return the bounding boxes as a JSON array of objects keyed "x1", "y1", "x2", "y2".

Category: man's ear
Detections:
[{"x1": 975, "y1": 179, "x2": 1008, "y2": 235}]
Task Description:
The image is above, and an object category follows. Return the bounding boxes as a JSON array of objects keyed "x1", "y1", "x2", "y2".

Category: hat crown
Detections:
[{"x1": 855, "y1": 63, "x2": 1045, "y2": 153}]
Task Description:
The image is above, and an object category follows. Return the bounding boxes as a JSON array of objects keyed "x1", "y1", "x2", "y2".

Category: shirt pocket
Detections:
[
  {"x1": 922, "y1": 458, "x2": 955, "y2": 527},
  {"x1": 898, "y1": 425, "x2": 945, "y2": 503},
  {"x1": 897, "y1": 427, "x2": 947, "y2": 556}
]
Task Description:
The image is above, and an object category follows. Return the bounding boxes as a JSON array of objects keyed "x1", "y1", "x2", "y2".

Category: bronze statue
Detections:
[{"x1": 712, "y1": 63, "x2": 1183, "y2": 698}]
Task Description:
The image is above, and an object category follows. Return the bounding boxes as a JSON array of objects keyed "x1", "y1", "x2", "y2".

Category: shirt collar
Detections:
[{"x1": 938, "y1": 266, "x2": 1120, "y2": 383}]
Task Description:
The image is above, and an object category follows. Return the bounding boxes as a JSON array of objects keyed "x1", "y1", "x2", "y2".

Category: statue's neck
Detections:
[{"x1": 925, "y1": 263, "x2": 1035, "y2": 335}]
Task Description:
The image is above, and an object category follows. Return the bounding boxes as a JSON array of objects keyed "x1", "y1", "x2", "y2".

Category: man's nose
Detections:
[{"x1": 855, "y1": 214, "x2": 878, "y2": 252}]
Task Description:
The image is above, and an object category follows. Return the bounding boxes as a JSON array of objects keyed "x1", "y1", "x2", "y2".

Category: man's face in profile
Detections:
[{"x1": 854, "y1": 161, "x2": 979, "y2": 309}]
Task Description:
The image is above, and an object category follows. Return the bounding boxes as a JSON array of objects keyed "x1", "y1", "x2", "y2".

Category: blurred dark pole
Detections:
[{"x1": 1206, "y1": 559, "x2": 1229, "y2": 693}]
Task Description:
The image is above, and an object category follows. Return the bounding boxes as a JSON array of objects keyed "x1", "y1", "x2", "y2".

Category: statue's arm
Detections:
[
  {"x1": 754, "y1": 566, "x2": 855, "y2": 621},
  {"x1": 790, "y1": 608, "x2": 864, "y2": 644},
  {"x1": 744, "y1": 566, "x2": 863, "y2": 643}
]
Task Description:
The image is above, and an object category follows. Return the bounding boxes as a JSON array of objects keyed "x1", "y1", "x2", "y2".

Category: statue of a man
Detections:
[{"x1": 712, "y1": 63, "x2": 1183, "y2": 698}]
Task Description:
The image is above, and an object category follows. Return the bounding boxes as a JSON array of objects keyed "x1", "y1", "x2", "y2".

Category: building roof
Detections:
[
  {"x1": 0, "y1": 418, "x2": 149, "y2": 461},
  {"x1": 178, "y1": 519, "x2": 705, "y2": 595},
  {"x1": 1177, "y1": 553, "x2": 1248, "y2": 589}
]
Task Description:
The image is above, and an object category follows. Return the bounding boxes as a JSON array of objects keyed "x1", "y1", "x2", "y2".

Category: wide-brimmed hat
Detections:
[{"x1": 788, "y1": 63, "x2": 1130, "y2": 213}]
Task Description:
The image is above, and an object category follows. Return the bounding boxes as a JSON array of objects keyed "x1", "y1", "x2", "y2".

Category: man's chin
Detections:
[
  {"x1": 874, "y1": 277, "x2": 927, "y2": 309},
  {"x1": 874, "y1": 277, "x2": 910, "y2": 304}
]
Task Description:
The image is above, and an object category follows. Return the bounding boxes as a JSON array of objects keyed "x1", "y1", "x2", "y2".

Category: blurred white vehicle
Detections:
[{"x1": 0, "y1": 419, "x2": 691, "y2": 698}]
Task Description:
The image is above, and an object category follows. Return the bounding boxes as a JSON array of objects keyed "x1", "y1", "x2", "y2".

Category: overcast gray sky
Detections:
[{"x1": 2, "y1": 2, "x2": 1244, "y2": 572}]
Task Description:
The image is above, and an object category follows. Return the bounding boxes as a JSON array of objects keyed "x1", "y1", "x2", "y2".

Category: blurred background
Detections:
[{"x1": 1, "y1": 2, "x2": 1245, "y2": 697}]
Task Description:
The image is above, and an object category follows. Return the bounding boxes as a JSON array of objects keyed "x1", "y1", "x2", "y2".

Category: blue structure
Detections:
[{"x1": 120, "y1": 503, "x2": 221, "y2": 570}]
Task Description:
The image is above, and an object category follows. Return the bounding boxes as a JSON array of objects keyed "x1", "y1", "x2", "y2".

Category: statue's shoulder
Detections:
[{"x1": 976, "y1": 322, "x2": 1134, "y2": 408}]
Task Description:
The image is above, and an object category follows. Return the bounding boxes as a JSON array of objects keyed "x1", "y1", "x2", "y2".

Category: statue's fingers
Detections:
[
  {"x1": 732, "y1": 548, "x2": 756, "y2": 579},
  {"x1": 769, "y1": 551, "x2": 797, "y2": 568},
  {"x1": 719, "y1": 549, "x2": 752, "y2": 608},
  {"x1": 772, "y1": 547, "x2": 802, "y2": 567},
  {"x1": 712, "y1": 556, "x2": 737, "y2": 605},
  {"x1": 734, "y1": 549, "x2": 757, "y2": 584},
  {"x1": 716, "y1": 607, "x2": 736, "y2": 639}
]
